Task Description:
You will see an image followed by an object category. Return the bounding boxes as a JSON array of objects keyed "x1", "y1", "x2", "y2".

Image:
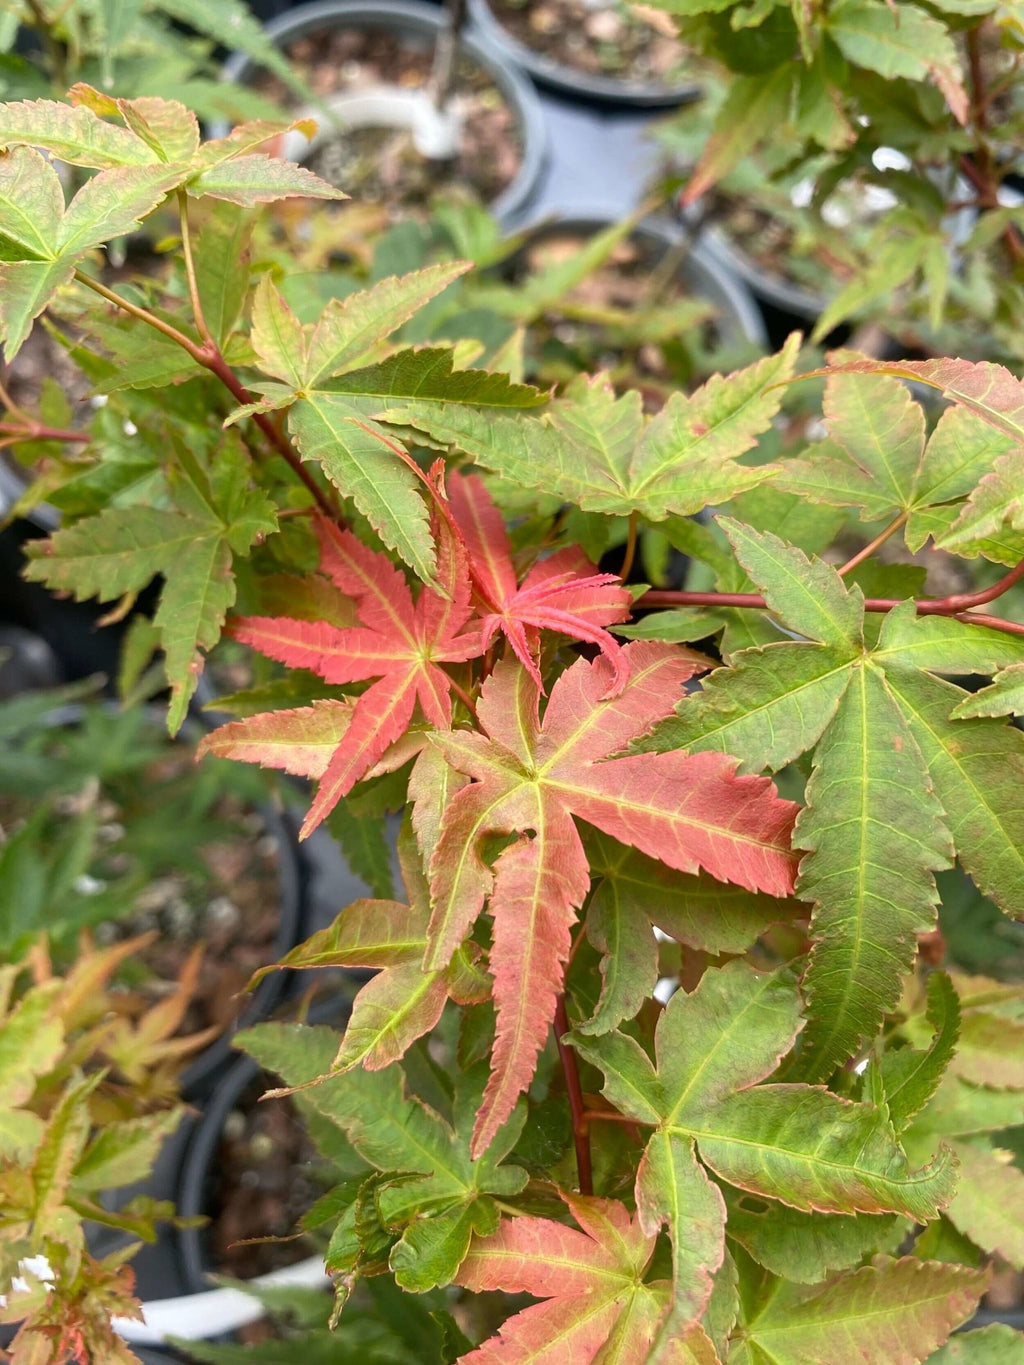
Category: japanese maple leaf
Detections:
[
  {"x1": 447, "y1": 472, "x2": 632, "y2": 695},
  {"x1": 454, "y1": 1193, "x2": 669, "y2": 1364},
  {"x1": 230, "y1": 514, "x2": 482, "y2": 836},
  {"x1": 425, "y1": 639, "x2": 800, "y2": 1155}
]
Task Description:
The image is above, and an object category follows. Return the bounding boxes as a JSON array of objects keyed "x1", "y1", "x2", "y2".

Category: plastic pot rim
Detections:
[
  {"x1": 466, "y1": 0, "x2": 703, "y2": 109},
  {"x1": 214, "y1": 0, "x2": 549, "y2": 225},
  {"x1": 679, "y1": 166, "x2": 978, "y2": 326},
  {"x1": 508, "y1": 207, "x2": 767, "y2": 351}
]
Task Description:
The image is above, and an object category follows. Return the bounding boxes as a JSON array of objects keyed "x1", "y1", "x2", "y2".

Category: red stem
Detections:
[
  {"x1": 963, "y1": 25, "x2": 1024, "y2": 265},
  {"x1": 553, "y1": 997, "x2": 593, "y2": 1196},
  {"x1": 637, "y1": 554, "x2": 1024, "y2": 634},
  {"x1": 201, "y1": 348, "x2": 339, "y2": 519},
  {"x1": 74, "y1": 269, "x2": 339, "y2": 520},
  {"x1": 0, "y1": 421, "x2": 91, "y2": 445}
]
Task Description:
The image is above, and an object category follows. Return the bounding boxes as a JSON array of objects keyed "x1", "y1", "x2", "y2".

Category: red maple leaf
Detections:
[
  {"x1": 424, "y1": 640, "x2": 800, "y2": 1155},
  {"x1": 447, "y1": 472, "x2": 632, "y2": 695},
  {"x1": 454, "y1": 1193, "x2": 672, "y2": 1364},
  {"x1": 228, "y1": 513, "x2": 482, "y2": 836}
]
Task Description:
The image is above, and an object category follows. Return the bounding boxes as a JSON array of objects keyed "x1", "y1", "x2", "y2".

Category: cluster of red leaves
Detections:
[
  {"x1": 204, "y1": 477, "x2": 799, "y2": 1144},
  {"x1": 218, "y1": 471, "x2": 633, "y2": 835}
]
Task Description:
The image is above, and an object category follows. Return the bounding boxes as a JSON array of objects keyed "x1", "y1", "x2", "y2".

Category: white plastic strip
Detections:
[{"x1": 113, "y1": 1254, "x2": 330, "y2": 1344}]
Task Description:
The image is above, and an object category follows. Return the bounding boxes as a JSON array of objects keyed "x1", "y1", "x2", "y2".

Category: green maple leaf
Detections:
[
  {"x1": 573, "y1": 962, "x2": 958, "y2": 1345},
  {"x1": 807, "y1": 357, "x2": 1024, "y2": 554},
  {"x1": 579, "y1": 828, "x2": 794, "y2": 1038},
  {"x1": 728, "y1": 1256, "x2": 985, "y2": 1365},
  {"x1": 389, "y1": 334, "x2": 801, "y2": 523},
  {"x1": 874, "y1": 972, "x2": 961, "y2": 1137},
  {"x1": 0, "y1": 93, "x2": 346, "y2": 359},
  {"x1": 870, "y1": 969, "x2": 1024, "y2": 1272},
  {"x1": 926, "y1": 1324, "x2": 1024, "y2": 1364},
  {"x1": 0, "y1": 90, "x2": 345, "y2": 206},
  {"x1": 0, "y1": 147, "x2": 183, "y2": 358},
  {"x1": 951, "y1": 663, "x2": 1024, "y2": 719},
  {"x1": 639, "y1": 521, "x2": 1024, "y2": 1080},
  {"x1": 777, "y1": 368, "x2": 1022, "y2": 554},
  {"x1": 723, "y1": 1187, "x2": 903, "y2": 1287},
  {"x1": 826, "y1": 0, "x2": 968, "y2": 122},
  {"x1": 241, "y1": 271, "x2": 546, "y2": 582},
  {"x1": 25, "y1": 438, "x2": 277, "y2": 730},
  {"x1": 237, "y1": 1023, "x2": 528, "y2": 1292}
]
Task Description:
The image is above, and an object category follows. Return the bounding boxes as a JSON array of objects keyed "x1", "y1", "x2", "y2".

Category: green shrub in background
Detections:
[
  {"x1": 0, "y1": 0, "x2": 305, "y2": 124},
  {"x1": 655, "y1": 1, "x2": 1024, "y2": 364}
]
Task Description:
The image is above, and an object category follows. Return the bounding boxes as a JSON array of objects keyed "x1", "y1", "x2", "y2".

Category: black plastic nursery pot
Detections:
[
  {"x1": 217, "y1": 0, "x2": 549, "y2": 223},
  {"x1": 177, "y1": 1054, "x2": 332, "y2": 1298},
  {"x1": 680, "y1": 156, "x2": 975, "y2": 342},
  {"x1": 467, "y1": 0, "x2": 702, "y2": 108},
  {"x1": 0, "y1": 521, "x2": 163, "y2": 687},
  {"x1": 511, "y1": 210, "x2": 767, "y2": 358}
]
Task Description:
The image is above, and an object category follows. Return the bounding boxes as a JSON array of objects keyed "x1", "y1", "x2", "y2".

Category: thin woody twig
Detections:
[{"x1": 554, "y1": 997, "x2": 593, "y2": 1196}]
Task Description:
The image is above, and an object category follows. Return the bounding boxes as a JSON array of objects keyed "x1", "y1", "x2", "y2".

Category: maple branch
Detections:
[
  {"x1": 553, "y1": 997, "x2": 593, "y2": 1197},
  {"x1": 73, "y1": 269, "x2": 339, "y2": 520},
  {"x1": 0, "y1": 420, "x2": 90, "y2": 445},
  {"x1": 837, "y1": 511, "x2": 910, "y2": 576},
  {"x1": 581, "y1": 1109, "x2": 648, "y2": 1127},
  {"x1": 178, "y1": 191, "x2": 215, "y2": 350},
  {"x1": 955, "y1": 610, "x2": 1024, "y2": 636},
  {"x1": 200, "y1": 350, "x2": 341, "y2": 520},
  {"x1": 638, "y1": 553, "x2": 1024, "y2": 636},
  {"x1": 581, "y1": 1107, "x2": 648, "y2": 1148},
  {"x1": 446, "y1": 672, "x2": 479, "y2": 723},
  {"x1": 75, "y1": 269, "x2": 203, "y2": 356},
  {"x1": 961, "y1": 32, "x2": 1024, "y2": 267},
  {"x1": 620, "y1": 512, "x2": 638, "y2": 581},
  {"x1": 917, "y1": 555, "x2": 1024, "y2": 613}
]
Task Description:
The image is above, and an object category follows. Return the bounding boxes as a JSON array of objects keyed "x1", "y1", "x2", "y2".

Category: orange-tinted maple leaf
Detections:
[
  {"x1": 228, "y1": 515, "x2": 482, "y2": 836},
  {"x1": 448, "y1": 472, "x2": 632, "y2": 695},
  {"x1": 426, "y1": 640, "x2": 800, "y2": 1155},
  {"x1": 454, "y1": 1193, "x2": 669, "y2": 1364}
]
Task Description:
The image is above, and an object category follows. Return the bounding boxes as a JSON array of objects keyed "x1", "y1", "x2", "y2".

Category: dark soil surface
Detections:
[
  {"x1": 513, "y1": 230, "x2": 722, "y2": 400},
  {"x1": 702, "y1": 188, "x2": 859, "y2": 294},
  {"x1": 255, "y1": 24, "x2": 523, "y2": 208},
  {"x1": 205, "y1": 1075, "x2": 321, "y2": 1279},
  {"x1": 3, "y1": 326, "x2": 90, "y2": 418},
  {"x1": 488, "y1": 0, "x2": 689, "y2": 87},
  {"x1": 119, "y1": 790, "x2": 284, "y2": 1043}
]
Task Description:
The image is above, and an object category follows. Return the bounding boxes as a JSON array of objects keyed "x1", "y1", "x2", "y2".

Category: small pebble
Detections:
[
  {"x1": 164, "y1": 897, "x2": 197, "y2": 940},
  {"x1": 529, "y1": 5, "x2": 560, "y2": 34},
  {"x1": 223, "y1": 1110, "x2": 246, "y2": 1142},
  {"x1": 73, "y1": 874, "x2": 106, "y2": 897},
  {"x1": 250, "y1": 1133, "x2": 275, "y2": 1163},
  {"x1": 134, "y1": 876, "x2": 186, "y2": 915},
  {"x1": 205, "y1": 896, "x2": 241, "y2": 933},
  {"x1": 585, "y1": 9, "x2": 623, "y2": 41}
]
